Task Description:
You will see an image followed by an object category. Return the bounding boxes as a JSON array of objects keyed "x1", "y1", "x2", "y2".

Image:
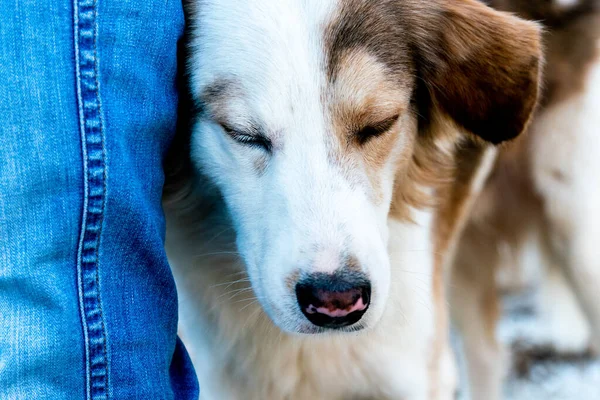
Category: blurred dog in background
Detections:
[{"x1": 452, "y1": 1, "x2": 600, "y2": 399}]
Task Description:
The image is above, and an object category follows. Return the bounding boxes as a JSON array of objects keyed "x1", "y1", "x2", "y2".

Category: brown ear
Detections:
[{"x1": 413, "y1": 0, "x2": 543, "y2": 144}]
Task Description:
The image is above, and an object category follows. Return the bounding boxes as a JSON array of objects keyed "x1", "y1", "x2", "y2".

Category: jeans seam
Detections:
[{"x1": 74, "y1": 0, "x2": 109, "y2": 399}]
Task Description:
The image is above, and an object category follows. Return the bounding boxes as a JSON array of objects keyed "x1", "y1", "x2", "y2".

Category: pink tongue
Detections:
[{"x1": 306, "y1": 297, "x2": 367, "y2": 318}]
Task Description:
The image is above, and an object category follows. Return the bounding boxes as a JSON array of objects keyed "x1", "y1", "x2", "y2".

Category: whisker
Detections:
[
  {"x1": 214, "y1": 286, "x2": 252, "y2": 300},
  {"x1": 203, "y1": 227, "x2": 235, "y2": 246},
  {"x1": 193, "y1": 250, "x2": 241, "y2": 260},
  {"x1": 226, "y1": 287, "x2": 255, "y2": 301},
  {"x1": 240, "y1": 306, "x2": 263, "y2": 332},
  {"x1": 209, "y1": 277, "x2": 251, "y2": 289},
  {"x1": 239, "y1": 299, "x2": 260, "y2": 312},
  {"x1": 232, "y1": 296, "x2": 258, "y2": 306}
]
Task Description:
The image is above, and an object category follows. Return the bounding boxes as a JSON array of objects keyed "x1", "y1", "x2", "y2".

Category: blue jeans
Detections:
[{"x1": 0, "y1": 0, "x2": 198, "y2": 398}]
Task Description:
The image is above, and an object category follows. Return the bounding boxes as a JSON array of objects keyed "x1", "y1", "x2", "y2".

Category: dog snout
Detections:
[{"x1": 295, "y1": 271, "x2": 371, "y2": 330}]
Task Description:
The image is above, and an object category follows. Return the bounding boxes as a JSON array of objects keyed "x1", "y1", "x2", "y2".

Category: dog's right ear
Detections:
[{"x1": 409, "y1": 0, "x2": 543, "y2": 144}]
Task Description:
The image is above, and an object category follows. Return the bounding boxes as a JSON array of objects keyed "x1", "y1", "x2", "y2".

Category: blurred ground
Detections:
[{"x1": 457, "y1": 291, "x2": 600, "y2": 400}]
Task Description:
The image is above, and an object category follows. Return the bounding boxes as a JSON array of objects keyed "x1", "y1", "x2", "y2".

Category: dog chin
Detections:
[
  {"x1": 275, "y1": 315, "x2": 373, "y2": 337},
  {"x1": 296, "y1": 324, "x2": 369, "y2": 336}
]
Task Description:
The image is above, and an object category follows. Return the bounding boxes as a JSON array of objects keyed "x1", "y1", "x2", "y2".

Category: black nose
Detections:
[{"x1": 295, "y1": 272, "x2": 371, "y2": 329}]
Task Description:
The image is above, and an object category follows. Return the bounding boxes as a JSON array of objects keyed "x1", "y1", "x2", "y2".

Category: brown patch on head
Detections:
[
  {"x1": 327, "y1": 49, "x2": 412, "y2": 127},
  {"x1": 324, "y1": 48, "x2": 414, "y2": 203},
  {"x1": 325, "y1": 1, "x2": 414, "y2": 84},
  {"x1": 324, "y1": 1, "x2": 417, "y2": 204}
]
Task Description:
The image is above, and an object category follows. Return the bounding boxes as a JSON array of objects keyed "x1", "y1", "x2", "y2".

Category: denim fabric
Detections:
[{"x1": 0, "y1": 0, "x2": 198, "y2": 399}]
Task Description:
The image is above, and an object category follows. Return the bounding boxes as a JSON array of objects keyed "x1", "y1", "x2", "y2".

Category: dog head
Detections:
[{"x1": 187, "y1": 0, "x2": 541, "y2": 334}]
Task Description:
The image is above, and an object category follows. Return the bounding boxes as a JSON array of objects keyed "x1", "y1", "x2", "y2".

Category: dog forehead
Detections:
[
  {"x1": 190, "y1": 0, "x2": 416, "y2": 95},
  {"x1": 190, "y1": 0, "x2": 337, "y2": 97}
]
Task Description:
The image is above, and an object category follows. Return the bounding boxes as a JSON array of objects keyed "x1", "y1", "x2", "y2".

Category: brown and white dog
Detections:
[
  {"x1": 164, "y1": 1, "x2": 542, "y2": 399},
  {"x1": 452, "y1": 1, "x2": 600, "y2": 399}
]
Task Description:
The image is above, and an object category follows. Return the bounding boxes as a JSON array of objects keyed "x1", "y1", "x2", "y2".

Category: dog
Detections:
[
  {"x1": 451, "y1": 0, "x2": 600, "y2": 399},
  {"x1": 164, "y1": 1, "x2": 542, "y2": 399}
]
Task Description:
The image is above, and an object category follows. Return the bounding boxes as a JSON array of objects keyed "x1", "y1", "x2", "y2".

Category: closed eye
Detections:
[
  {"x1": 221, "y1": 123, "x2": 273, "y2": 153},
  {"x1": 354, "y1": 115, "x2": 399, "y2": 145}
]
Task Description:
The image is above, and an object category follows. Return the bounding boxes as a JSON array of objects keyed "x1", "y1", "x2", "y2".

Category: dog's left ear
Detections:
[{"x1": 412, "y1": 0, "x2": 543, "y2": 144}]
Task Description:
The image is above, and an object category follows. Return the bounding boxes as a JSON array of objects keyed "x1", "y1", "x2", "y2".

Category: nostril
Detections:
[{"x1": 295, "y1": 272, "x2": 371, "y2": 330}]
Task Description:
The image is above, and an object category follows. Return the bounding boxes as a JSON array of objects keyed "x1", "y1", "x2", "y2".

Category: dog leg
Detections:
[
  {"x1": 451, "y1": 226, "x2": 504, "y2": 400},
  {"x1": 558, "y1": 226, "x2": 600, "y2": 352},
  {"x1": 537, "y1": 253, "x2": 591, "y2": 353},
  {"x1": 437, "y1": 343, "x2": 459, "y2": 400}
]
